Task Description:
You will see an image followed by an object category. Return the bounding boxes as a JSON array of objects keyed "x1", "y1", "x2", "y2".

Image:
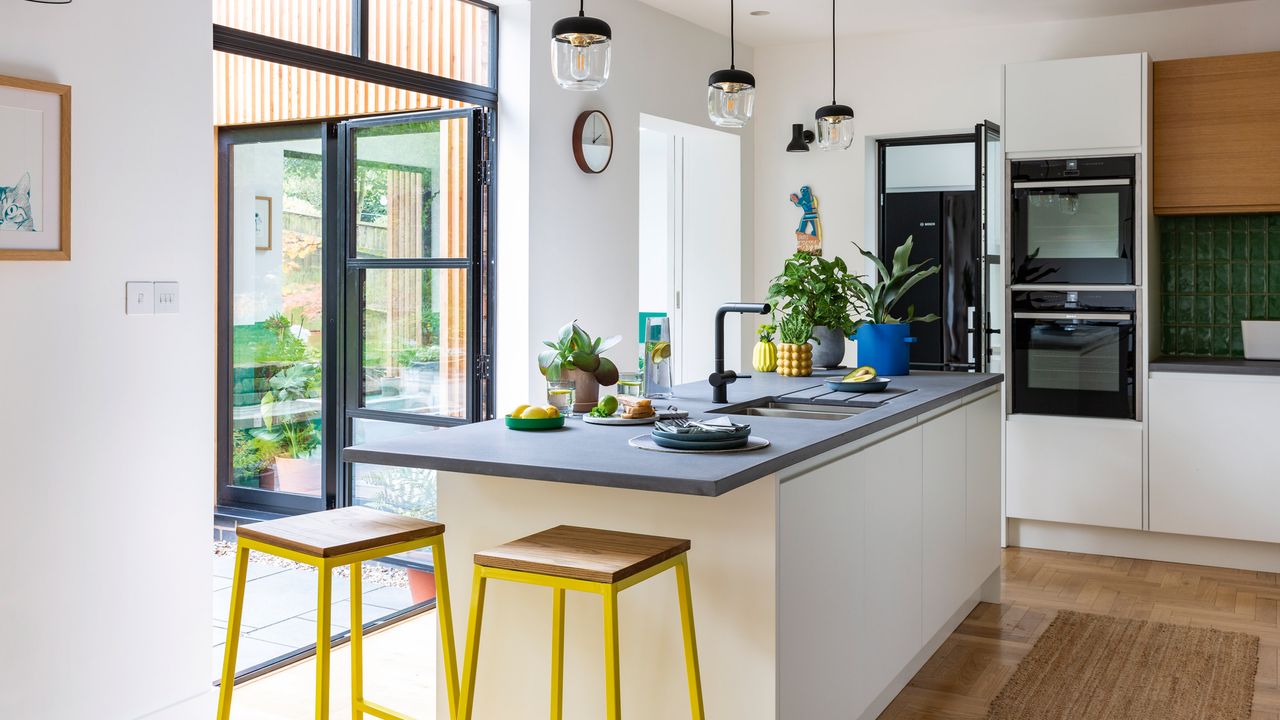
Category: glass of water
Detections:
[
  {"x1": 616, "y1": 371, "x2": 643, "y2": 398},
  {"x1": 546, "y1": 380, "x2": 576, "y2": 417}
]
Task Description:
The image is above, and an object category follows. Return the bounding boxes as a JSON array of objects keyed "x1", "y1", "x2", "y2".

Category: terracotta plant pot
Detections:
[
  {"x1": 407, "y1": 568, "x2": 436, "y2": 604},
  {"x1": 565, "y1": 367, "x2": 601, "y2": 413},
  {"x1": 275, "y1": 457, "x2": 322, "y2": 495},
  {"x1": 256, "y1": 466, "x2": 278, "y2": 491}
]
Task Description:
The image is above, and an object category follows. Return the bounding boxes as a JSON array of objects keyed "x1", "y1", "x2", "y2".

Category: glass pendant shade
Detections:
[
  {"x1": 551, "y1": 11, "x2": 611, "y2": 90},
  {"x1": 707, "y1": 68, "x2": 756, "y2": 128},
  {"x1": 815, "y1": 104, "x2": 855, "y2": 151}
]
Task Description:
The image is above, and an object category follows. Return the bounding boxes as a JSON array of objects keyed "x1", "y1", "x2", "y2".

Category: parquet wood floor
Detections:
[{"x1": 880, "y1": 547, "x2": 1280, "y2": 719}]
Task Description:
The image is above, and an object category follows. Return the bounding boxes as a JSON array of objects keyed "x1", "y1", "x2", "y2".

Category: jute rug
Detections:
[{"x1": 987, "y1": 610, "x2": 1259, "y2": 720}]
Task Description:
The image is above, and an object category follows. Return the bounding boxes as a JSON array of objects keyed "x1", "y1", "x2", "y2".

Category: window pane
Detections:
[
  {"x1": 230, "y1": 136, "x2": 325, "y2": 497},
  {"x1": 352, "y1": 117, "x2": 470, "y2": 259},
  {"x1": 214, "y1": 0, "x2": 353, "y2": 54},
  {"x1": 361, "y1": 268, "x2": 469, "y2": 418},
  {"x1": 369, "y1": 0, "x2": 493, "y2": 86},
  {"x1": 351, "y1": 421, "x2": 440, "y2": 574},
  {"x1": 215, "y1": 51, "x2": 473, "y2": 126}
]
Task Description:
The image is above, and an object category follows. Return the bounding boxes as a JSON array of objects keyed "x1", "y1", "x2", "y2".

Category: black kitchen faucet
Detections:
[{"x1": 708, "y1": 302, "x2": 772, "y2": 404}]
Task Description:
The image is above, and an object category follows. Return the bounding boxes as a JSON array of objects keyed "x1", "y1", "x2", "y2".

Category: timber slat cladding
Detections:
[
  {"x1": 474, "y1": 526, "x2": 692, "y2": 584},
  {"x1": 879, "y1": 548, "x2": 1280, "y2": 719}
]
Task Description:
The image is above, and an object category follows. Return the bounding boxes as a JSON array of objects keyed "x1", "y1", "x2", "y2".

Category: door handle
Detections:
[{"x1": 1013, "y1": 312, "x2": 1132, "y2": 321}]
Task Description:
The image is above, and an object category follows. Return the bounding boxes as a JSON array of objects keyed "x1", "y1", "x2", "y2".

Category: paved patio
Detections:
[{"x1": 212, "y1": 544, "x2": 418, "y2": 680}]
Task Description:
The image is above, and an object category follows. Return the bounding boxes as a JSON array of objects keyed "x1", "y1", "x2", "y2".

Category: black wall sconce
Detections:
[{"x1": 786, "y1": 123, "x2": 815, "y2": 153}]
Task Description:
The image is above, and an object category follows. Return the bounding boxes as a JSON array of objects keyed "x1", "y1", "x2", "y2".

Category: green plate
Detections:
[{"x1": 504, "y1": 415, "x2": 567, "y2": 431}]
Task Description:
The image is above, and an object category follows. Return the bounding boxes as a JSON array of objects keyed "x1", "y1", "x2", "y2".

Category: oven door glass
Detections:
[
  {"x1": 1012, "y1": 315, "x2": 1136, "y2": 419},
  {"x1": 1012, "y1": 183, "x2": 1134, "y2": 285}
]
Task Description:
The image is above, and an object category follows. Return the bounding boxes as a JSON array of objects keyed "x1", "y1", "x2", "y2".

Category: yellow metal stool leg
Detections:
[
  {"x1": 432, "y1": 537, "x2": 461, "y2": 720},
  {"x1": 316, "y1": 564, "x2": 334, "y2": 720},
  {"x1": 602, "y1": 587, "x2": 622, "y2": 720},
  {"x1": 550, "y1": 588, "x2": 566, "y2": 720},
  {"x1": 350, "y1": 562, "x2": 363, "y2": 720},
  {"x1": 216, "y1": 545, "x2": 251, "y2": 720},
  {"x1": 674, "y1": 555, "x2": 705, "y2": 720},
  {"x1": 458, "y1": 572, "x2": 488, "y2": 720}
]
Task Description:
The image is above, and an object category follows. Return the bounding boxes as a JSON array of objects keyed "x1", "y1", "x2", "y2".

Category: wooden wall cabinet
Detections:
[{"x1": 1154, "y1": 51, "x2": 1280, "y2": 215}]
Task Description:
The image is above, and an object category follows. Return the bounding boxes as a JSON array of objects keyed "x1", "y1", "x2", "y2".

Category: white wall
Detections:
[
  {"x1": 0, "y1": 1, "x2": 214, "y2": 718},
  {"x1": 752, "y1": 0, "x2": 1280, "y2": 306},
  {"x1": 497, "y1": 0, "x2": 755, "y2": 408}
]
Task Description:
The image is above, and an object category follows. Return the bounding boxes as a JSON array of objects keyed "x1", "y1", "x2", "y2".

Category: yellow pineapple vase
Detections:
[
  {"x1": 753, "y1": 340, "x2": 778, "y2": 372},
  {"x1": 776, "y1": 343, "x2": 813, "y2": 377}
]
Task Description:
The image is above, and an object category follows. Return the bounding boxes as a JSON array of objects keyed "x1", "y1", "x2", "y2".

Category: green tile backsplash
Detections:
[{"x1": 1160, "y1": 214, "x2": 1280, "y2": 357}]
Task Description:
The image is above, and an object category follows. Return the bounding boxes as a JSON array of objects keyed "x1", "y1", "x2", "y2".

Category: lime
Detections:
[{"x1": 598, "y1": 394, "x2": 619, "y2": 416}]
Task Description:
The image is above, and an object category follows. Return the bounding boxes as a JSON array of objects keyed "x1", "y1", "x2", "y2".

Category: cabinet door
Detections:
[
  {"x1": 1150, "y1": 374, "x2": 1280, "y2": 543},
  {"x1": 922, "y1": 408, "x2": 969, "y2": 641},
  {"x1": 966, "y1": 392, "x2": 1002, "y2": 591},
  {"x1": 1006, "y1": 414, "x2": 1142, "y2": 530},
  {"x1": 1005, "y1": 54, "x2": 1144, "y2": 154},
  {"x1": 863, "y1": 427, "x2": 924, "y2": 695}
]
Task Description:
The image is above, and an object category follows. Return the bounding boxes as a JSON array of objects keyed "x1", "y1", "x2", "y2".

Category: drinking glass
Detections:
[
  {"x1": 643, "y1": 317, "x2": 673, "y2": 398},
  {"x1": 616, "y1": 371, "x2": 643, "y2": 398},
  {"x1": 546, "y1": 380, "x2": 576, "y2": 417}
]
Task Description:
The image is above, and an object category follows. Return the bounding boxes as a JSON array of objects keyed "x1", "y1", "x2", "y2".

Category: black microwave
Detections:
[{"x1": 1011, "y1": 157, "x2": 1136, "y2": 286}]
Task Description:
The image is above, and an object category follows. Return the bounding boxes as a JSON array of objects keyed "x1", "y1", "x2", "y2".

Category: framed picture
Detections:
[
  {"x1": 254, "y1": 195, "x2": 273, "y2": 251},
  {"x1": 0, "y1": 74, "x2": 70, "y2": 261}
]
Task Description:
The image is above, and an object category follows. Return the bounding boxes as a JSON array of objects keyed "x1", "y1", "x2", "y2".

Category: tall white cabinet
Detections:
[{"x1": 1004, "y1": 53, "x2": 1146, "y2": 155}]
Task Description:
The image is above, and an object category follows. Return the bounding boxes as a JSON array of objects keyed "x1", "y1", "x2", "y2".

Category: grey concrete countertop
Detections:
[
  {"x1": 1150, "y1": 356, "x2": 1280, "y2": 377},
  {"x1": 343, "y1": 370, "x2": 1003, "y2": 497}
]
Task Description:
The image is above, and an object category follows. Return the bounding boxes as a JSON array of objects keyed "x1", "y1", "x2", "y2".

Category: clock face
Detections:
[{"x1": 575, "y1": 111, "x2": 613, "y2": 174}]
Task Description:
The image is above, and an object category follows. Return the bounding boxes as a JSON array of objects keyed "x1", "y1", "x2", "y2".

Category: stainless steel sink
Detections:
[{"x1": 714, "y1": 401, "x2": 871, "y2": 421}]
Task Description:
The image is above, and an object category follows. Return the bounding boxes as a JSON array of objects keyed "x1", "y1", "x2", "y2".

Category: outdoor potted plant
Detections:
[
  {"x1": 255, "y1": 363, "x2": 323, "y2": 494},
  {"x1": 767, "y1": 251, "x2": 859, "y2": 368},
  {"x1": 848, "y1": 236, "x2": 940, "y2": 376},
  {"x1": 775, "y1": 313, "x2": 815, "y2": 377},
  {"x1": 537, "y1": 321, "x2": 622, "y2": 413}
]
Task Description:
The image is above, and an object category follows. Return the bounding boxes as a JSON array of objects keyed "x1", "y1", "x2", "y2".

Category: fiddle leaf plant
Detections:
[
  {"x1": 767, "y1": 251, "x2": 860, "y2": 335},
  {"x1": 537, "y1": 320, "x2": 622, "y2": 387},
  {"x1": 849, "y1": 236, "x2": 942, "y2": 331}
]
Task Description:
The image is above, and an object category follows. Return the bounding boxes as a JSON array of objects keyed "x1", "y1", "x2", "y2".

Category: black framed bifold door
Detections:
[
  {"x1": 976, "y1": 119, "x2": 1003, "y2": 373},
  {"x1": 217, "y1": 108, "x2": 493, "y2": 515}
]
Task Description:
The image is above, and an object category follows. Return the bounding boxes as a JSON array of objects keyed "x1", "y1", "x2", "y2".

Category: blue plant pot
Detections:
[{"x1": 852, "y1": 323, "x2": 917, "y2": 376}]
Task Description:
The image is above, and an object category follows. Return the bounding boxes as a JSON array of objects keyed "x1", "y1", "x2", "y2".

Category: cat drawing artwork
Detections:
[{"x1": 0, "y1": 172, "x2": 35, "y2": 232}]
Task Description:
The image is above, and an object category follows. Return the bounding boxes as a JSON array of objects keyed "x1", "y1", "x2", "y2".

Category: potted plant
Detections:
[
  {"x1": 848, "y1": 236, "x2": 941, "y2": 376},
  {"x1": 537, "y1": 321, "x2": 622, "y2": 413},
  {"x1": 776, "y1": 314, "x2": 815, "y2": 377},
  {"x1": 767, "y1": 251, "x2": 859, "y2": 368},
  {"x1": 255, "y1": 363, "x2": 322, "y2": 494},
  {"x1": 753, "y1": 323, "x2": 778, "y2": 372}
]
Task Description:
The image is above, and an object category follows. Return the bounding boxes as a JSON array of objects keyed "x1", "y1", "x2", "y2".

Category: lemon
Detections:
[
  {"x1": 511, "y1": 404, "x2": 531, "y2": 418},
  {"x1": 544, "y1": 405, "x2": 561, "y2": 418},
  {"x1": 520, "y1": 406, "x2": 550, "y2": 419},
  {"x1": 649, "y1": 341, "x2": 671, "y2": 364}
]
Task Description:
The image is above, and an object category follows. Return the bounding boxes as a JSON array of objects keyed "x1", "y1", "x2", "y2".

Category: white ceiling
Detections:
[{"x1": 635, "y1": 0, "x2": 1247, "y2": 47}]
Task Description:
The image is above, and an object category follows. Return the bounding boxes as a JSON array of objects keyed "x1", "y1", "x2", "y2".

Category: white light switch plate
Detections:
[
  {"x1": 126, "y1": 282, "x2": 154, "y2": 315},
  {"x1": 155, "y1": 282, "x2": 179, "y2": 314}
]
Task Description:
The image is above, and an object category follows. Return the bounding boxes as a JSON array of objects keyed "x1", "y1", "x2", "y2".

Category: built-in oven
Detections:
[
  {"x1": 1011, "y1": 290, "x2": 1138, "y2": 420},
  {"x1": 1011, "y1": 156, "x2": 1136, "y2": 285}
]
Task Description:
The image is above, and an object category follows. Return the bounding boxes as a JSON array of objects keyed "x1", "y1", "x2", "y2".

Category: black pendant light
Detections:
[
  {"x1": 814, "y1": 0, "x2": 854, "y2": 151},
  {"x1": 25, "y1": 0, "x2": 73, "y2": 4},
  {"x1": 551, "y1": 0, "x2": 612, "y2": 91},
  {"x1": 707, "y1": 0, "x2": 756, "y2": 128}
]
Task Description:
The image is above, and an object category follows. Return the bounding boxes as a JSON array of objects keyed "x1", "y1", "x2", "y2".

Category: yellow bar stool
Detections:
[
  {"x1": 216, "y1": 506, "x2": 461, "y2": 720},
  {"x1": 457, "y1": 525, "x2": 704, "y2": 720}
]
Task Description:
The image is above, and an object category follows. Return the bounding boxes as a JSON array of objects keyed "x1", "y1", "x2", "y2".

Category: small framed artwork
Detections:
[
  {"x1": 254, "y1": 195, "x2": 273, "y2": 251},
  {"x1": 0, "y1": 74, "x2": 71, "y2": 261}
]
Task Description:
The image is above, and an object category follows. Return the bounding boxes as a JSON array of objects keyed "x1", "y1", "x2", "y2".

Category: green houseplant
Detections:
[
  {"x1": 255, "y1": 362, "x2": 322, "y2": 493},
  {"x1": 767, "y1": 251, "x2": 859, "y2": 368},
  {"x1": 537, "y1": 321, "x2": 622, "y2": 412},
  {"x1": 775, "y1": 313, "x2": 815, "y2": 377},
  {"x1": 848, "y1": 236, "x2": 941, "y2": 376}
]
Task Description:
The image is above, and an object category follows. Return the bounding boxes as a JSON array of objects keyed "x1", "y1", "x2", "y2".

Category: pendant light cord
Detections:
[
  {"x1": 730, "y1": 0, "x2": 736, "y2": 69},
  {"x1": 579, "y1": 0, "x2": 584, "y2": 18},
  {"x1": 830, "y1": 0, "x2": 837, "y2": 104}
]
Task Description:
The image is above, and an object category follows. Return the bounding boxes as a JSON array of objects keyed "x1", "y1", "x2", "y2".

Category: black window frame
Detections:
[{"x1": 214, "y1": 0, "x2": 498, "y2": 517}]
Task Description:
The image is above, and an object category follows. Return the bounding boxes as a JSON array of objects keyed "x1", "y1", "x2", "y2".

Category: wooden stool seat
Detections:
[
  {"x1": 236, "y1": 505, "x2": 444, "y2": 558},
  {"x1": 474, "y1": 525, "x2": 691, "y2": 584}
]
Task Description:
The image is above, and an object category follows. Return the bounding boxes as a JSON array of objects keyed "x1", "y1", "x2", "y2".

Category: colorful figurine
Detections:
[{"x1": 790, "y1": 185, "x2": 822, "y2": 254}]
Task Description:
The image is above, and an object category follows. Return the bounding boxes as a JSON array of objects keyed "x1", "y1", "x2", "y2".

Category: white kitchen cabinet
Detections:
[
  {"x1": 1005, "y1": 53, "x2": 1146, "y2": 154},
  {"x1": 1006, "y1": 414, "x2": 1143, "y2": 530},
  {"x1": 922, "y1": 408, "x2": 970, "y2": 641},
  {"x1": 966, "y1": 392, "x2": 1003, "y2": 592},
  {"x1": 1149, "y1": 372, "x2": 1280, "y2": 544}
]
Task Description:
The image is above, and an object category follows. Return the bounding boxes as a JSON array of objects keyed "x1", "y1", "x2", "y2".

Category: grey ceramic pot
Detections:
[{"x1": 809, "y1": 325, "x2": 848, "y2": 368}]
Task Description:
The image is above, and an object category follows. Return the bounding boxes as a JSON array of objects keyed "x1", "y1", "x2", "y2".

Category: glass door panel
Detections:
[
  {"x1": 221, "y1": 127, "x2": 329, "y2": 511},
  {"x1": 977, "y1": 120, "x2": 1002, "y2": 373}
]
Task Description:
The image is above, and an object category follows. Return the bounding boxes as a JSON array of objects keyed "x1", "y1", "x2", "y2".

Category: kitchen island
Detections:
[{"x1": 344, "y1": 371, "x2": 1003, "y2": 720}]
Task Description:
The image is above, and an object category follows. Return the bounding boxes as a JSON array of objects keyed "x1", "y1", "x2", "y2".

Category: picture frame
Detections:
[
  {"x1": 254, "y1": 195, "x2": 273, "y2": 251},
  {"x1": 0, "y1": 74, "x2": 71, "y2": 261}
]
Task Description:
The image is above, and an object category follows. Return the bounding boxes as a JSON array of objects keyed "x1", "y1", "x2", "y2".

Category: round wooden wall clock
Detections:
[{"x1": 573, "y1": 110, "x2": 613, "y2": 174}]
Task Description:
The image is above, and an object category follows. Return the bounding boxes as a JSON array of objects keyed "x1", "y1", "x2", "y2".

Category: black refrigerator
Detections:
[{"x1": 881, "y1": 190, "x2": 983, "y2": 371}]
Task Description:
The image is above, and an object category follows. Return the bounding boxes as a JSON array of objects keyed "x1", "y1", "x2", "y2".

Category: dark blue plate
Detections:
[
  {"x1": 651, "y1": 426, "x2": 751, "y2": 443},
  {"x1": 651, "y1": 434, "x2": 750, "y2": 451},
  {"x1": 824, "y1": 377, "x2": 891, "y2": 393}
]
